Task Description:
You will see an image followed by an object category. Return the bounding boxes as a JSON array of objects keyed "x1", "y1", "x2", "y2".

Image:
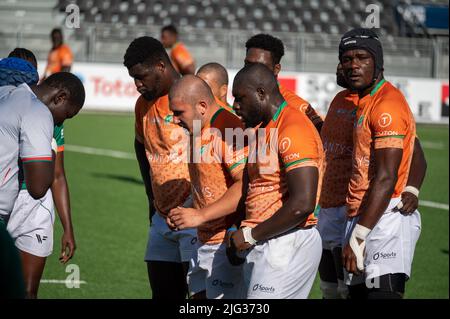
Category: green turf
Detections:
[{"x1": 39, "y1": 113, "x2": 449, "y2": 299}]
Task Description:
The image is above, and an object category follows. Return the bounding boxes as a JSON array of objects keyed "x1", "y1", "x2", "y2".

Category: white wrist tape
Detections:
[
  {"x1": 403, "y1": 186, "x2": 420, "y2": 198},
  {"x1": 51, "y1": 138, "x2": 58, "y2": 155},
  {"x1": 242, "y1": 226, "x2": 257, "y2": 245},
  {"x1": 349, "y1": 224, "x2": 371, "y2": 271}
]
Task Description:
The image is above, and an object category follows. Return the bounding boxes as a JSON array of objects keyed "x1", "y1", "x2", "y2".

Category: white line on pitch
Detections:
[
  {"x1": 40, "y1": 279, "x2": 87, "y2": 285},
  {"x1": 421, "y1": 200, "x2": 449, "y2": 211},
  {"x1": 421, "y1": 141, "x2": 446, "y2": 150},
  {"x1": 65, "y1": 144, "x2": 135, "y2": 160}
]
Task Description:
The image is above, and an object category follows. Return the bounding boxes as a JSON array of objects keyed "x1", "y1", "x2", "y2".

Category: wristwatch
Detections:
[{"x1": 242, "y1": 226, "x2": 257, "y2": 245}]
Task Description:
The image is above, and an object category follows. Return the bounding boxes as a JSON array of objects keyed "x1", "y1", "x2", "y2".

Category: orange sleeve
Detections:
[
  {"x1": 279, "y1": 114, "x2": 321, "y2": 172},
  {"x1": 369, "y1": 99, "x2": 410, "y2": 149},
  {"x1": 59, "y1": 46, "x2": 73, "y2": 67},
  {"x1": 173, "y1": 45, "x2": 194, "y2": 69},
  {"x1": 134, "y1": 97, "x2": 146, "y2": 144}
]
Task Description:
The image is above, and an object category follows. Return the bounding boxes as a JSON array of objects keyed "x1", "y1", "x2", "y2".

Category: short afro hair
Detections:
[
  {"x1": 245, "y1": 33, "x2": 285, "y2": 65},
  {"x1": 123, "y1": 36, "x2": 170, "y2": 69},
  {"x1": 44, "y1": 72, "x2": 85, "y2": 109},
  {"x1": 161, "y1": 24, "x2": 178, "y2": 35},
  {"x1": 8, "y1": 48, "x2": 38, "y2": 69}
]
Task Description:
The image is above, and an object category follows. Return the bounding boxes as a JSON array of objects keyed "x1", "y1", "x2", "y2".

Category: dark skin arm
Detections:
[
  {"x1": 343, "y1": 147, "x2": 403, "y2": 274},
  {"x1": 400, "y1": 138, "x2": 427, "y2": 214},
  {"x1": 230, "y1": 166, "x2": 319, "y2": 251},
  {"x1": 134, "y1": 139, "x2": 155, "y2": 223},
  {"x1": 305, "y1": 105, "x2": 324, "y2": 133},
  {"x1": 23, "y1": 159, "x2": 55, "y2": 200},
  {"x1": 51, "y1": 151, "x2": 76, "y2": 264}
]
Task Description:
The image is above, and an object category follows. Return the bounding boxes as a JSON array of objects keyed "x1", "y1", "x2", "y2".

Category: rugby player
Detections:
[
  {"x1": 161, "y1": 24, "x2": 196, "y2": 75},
  {"x1": 228, "y1": 63, "x2": 323, "y2": 299},
  {"x1": 339, "y1": 28, "x2": 423, "y2": 299},
  {"x1": 42, "y1": 28, "x2": 73, "y2": 79},
  {"x1": 196, "y1": 62, "x2": 235, "y2": 113},
  {"x1": 318, "y1": 62, "x2": 427, "y2": 299},
  {"x1": 0, "y1": 72, "x2": 85, "y2": 298},
  {"x1": 1, "y1": 50, "x2": 78, "y2": 298},
  {"x1": 123, "y1": 36, "x2": 196, "y2": 299},
  {"x1": 168, "y1": 75, "x2": 246, "y2": 299},
  {"x1": 244, "y1": 33, "x2": 323, "y2": 131}
]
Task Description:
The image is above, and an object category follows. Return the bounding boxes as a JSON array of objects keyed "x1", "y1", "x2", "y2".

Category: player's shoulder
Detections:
[
  {"x1": 211, "y1": 108, "x2": 244, "y2": 133},
  {"x1": 372, "y1": 81, "x2": 410, "y2": 115},
  {"x1": 60, "y1": 44, "x2": 73, "y2": 54},
  {"x1": 280, "y1": 85, "x2": 310, "y2": 109}
]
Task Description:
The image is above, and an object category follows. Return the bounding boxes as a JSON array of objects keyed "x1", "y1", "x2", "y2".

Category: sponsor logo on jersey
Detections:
[{"x1": 378, "y1": 113, "x2": 392, "y2": 128}]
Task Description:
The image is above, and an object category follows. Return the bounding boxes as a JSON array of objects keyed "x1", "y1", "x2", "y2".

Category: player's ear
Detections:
[
  {"x1": 219, "y1": 84, "x2": 228, "y2": 100},
  {"x1": 53, "y1": 88, "x2": 69, "y2": 107},
  {"x1": 196, "y1": 100, "x2": 207, "y2": 116},
  {"x1": 256, "y1": 87, "x2": 265, "y2": 102},
  {"x1": 156, "y1": 59, "x2": 166, "y2": 73},
  {"x1": 274, "y1": 64, "x2": 281, "y2": 77}
]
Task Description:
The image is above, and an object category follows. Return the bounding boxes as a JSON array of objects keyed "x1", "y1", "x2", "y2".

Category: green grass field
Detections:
[{"x1": 39, "y1": 113, "x2": 449, "y2": 299}]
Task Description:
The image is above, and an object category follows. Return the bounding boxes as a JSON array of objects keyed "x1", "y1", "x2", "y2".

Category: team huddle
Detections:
[
  {"x1": 0, "y1": 26, "x2": 426, "y2": 300},
  {"x1": 126, "y1": 27, "x2": 426, "y2": 300}
]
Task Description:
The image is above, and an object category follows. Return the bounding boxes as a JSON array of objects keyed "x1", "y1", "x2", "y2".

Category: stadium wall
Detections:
[{"x1": 38, "y1": 62, "x2": 449, "y2": 124}]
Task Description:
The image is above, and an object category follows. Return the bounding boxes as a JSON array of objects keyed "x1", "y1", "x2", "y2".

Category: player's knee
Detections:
[{"x1": 320, "y1": 280, "x2": 340, "y2": 299}]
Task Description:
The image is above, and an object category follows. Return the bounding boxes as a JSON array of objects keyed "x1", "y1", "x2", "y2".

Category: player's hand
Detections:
[
  {"x1": 166, "y1": 216, "x2": 178, "y2": 231},
  {"x1": 230, "y1": 228, "x2": 253, "y2": 252},
  {"x1": 342, "y1": 242, "x2": 362, "y2": 275},
  {"x1": 226, "y1": 230, "x2": 246, "y2": 266},
  {"x1": 398, "y1": 192, "x2": 418, "y2": 215},
  {"x1": 167, "y1": 207, "x2": 205, "y2": 230},
  {"x1": 60, "y1": 230, "x2": 76, "y2": 264}
]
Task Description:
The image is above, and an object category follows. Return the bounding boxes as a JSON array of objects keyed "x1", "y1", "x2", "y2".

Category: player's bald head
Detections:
[
  {"x1": 234, "y1": 63, "x2": 278, "y2": 94},
  {"x1": 169, "y1": 74, "x2": 215, "y2": 107},
  {"x1": 197, "y1": 63, "x2": 228, "y2": 87}
]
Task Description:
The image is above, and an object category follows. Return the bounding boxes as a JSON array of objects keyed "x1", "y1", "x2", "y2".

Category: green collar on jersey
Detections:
[
  {"x1": 272, "y1": 100, "x2": 287, "y2": 122},
  {"x1": 370, "y1": 78, "x2": 386, "y2": 96},
  {"x1": 210, "y1": 108, "x2": 224, "y2": 125}
]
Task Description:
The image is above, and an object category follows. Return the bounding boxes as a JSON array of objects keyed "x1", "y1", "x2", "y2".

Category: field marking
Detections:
[
  {"x1": 421, "y1": 141, "x2": 446, "y2": 150},
  {"x1": 65, "y1": 144, "x2": 135, "y2": 160},
  {"x1": 40, "y1": 279, "x2": 87, "y2": 285},
  {"x1": 421, "y1": 200, "x2": 449, "y2": 211},
  {"x1": 66, "y1": 144, "x2": 449, "y2": 211}
]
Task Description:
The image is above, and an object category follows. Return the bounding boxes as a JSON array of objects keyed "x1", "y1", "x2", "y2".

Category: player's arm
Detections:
[
  {"x1": 21, "y1": 107, "x2": 55, "y2": 199},
  {"x1": 51, "y1": 150, "x2": 76, "y2": 264},
  {"x1": 168, "y1": 169, "x2": 245, "y2": 229},
  {"x1": 135, "y1": 138, "x2": 155, "y2": 222},
  {"x1": 23, "y1": 160, "x2": 55, "y2": 199},
  {"x1": 399, "y1": 138, "x2": 427, "y2": 214},
  {"x1": 179, "y1": 63, "x2": 195, "y2": 75},
  {"x1": 305, "y1": 104, "x2": 324, "y2": 132}
]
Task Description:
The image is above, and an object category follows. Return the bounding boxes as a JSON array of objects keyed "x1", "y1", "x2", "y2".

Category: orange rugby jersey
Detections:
[
  {"x1": 242, "y1": 101, "x2": 324, "y2": 229},
  {"x1": 347, "y1": 80, "x2": 416, "y2": 217},
  {"x1": 319, "y1": 90, "x2": 359, "y2": 208},
  {"x1": 214, "y1": 95, "x2": 235, "y2": 114},
  {"x1": 46, "y1": 44, "x2": 73, "y2": 75},
  {"x1": 170, "y1": 42, "x2": 195, "y2": 73},
  {"x1": 279, "y1": 84, "x2": 323, "y2": 128},
  {"x1": 189, "y1": 108, "x2": 247, "y2": 244},
  {"x1": 135, "y1": 94, "x2": 191, "y2": 217}
]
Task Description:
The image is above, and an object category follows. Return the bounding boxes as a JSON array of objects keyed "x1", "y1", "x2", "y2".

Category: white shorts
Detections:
[
  {"x1": 344, "y1": 198, "x2": 421, "y2": 286},
  {"x1": 187, "y1": 241, "x2": 243, "y2": 299},
  {"x1": 145, "y1": 197, "x2": 197, "y2": 263},
  {"x1": 317, "y1": 205, "x2": 347, "y2": 250},
  {"x1": 239, "y1": 227, "x2": 322, "y2": 299},
  {"x1": 7, "y1": 189, "x2": 55, "y2": 257}
]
